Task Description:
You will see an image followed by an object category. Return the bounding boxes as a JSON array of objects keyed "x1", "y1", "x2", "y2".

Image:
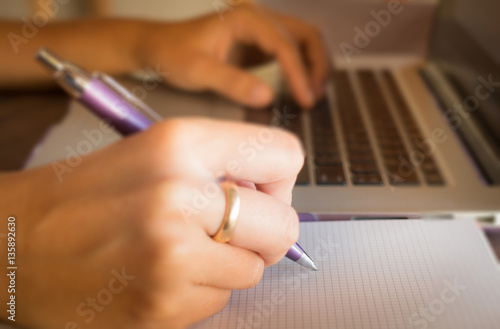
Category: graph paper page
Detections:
[{"x1": 195, "y1": 220, "x2": 500, "y2": 329}]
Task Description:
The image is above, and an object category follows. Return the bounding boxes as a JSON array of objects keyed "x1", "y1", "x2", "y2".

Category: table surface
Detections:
[
  {"x1": 0, "y1": 90, "x2": 68, "y2": 171},
  {"x1": 1, "y1": 91, "x2": 499, "y2": 262}
]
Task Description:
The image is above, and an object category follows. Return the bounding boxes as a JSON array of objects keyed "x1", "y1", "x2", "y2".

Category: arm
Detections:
[
  {"x1": 1, "y1": 4, "x2": 330, "y2": 107},
  {"x1": 0, "y1": 19, "x2": 148, "y2": 89}
]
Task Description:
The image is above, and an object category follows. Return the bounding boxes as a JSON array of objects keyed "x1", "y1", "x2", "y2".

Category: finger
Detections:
[
  {"x1": 227, "y1": 6, "x2": 315, "y2": 108},
  {"x1": 266, "y1": 9, "x2": 331, "y2": 99},
  {"x1": 198, "y1": 185, "x2": 300, "y2": 267},
  {"x1": 194, "y1": 55, "x2": 274, "y2": 107},
  {"x1": 188, "y1": 227, "x2": 265, "y2": 290},
  {"x1": 176, "y1": 118, "x2": 304, "y2": 203}
]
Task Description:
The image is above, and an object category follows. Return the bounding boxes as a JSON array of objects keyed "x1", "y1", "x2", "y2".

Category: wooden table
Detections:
[{"x1": 0, "y1": 90, "x2": 68, "y2": 171}]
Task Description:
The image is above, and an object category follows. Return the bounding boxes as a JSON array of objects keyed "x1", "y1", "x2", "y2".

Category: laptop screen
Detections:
[{"x1": 429, "y1": 0, "x2": 500, "y2": 149}]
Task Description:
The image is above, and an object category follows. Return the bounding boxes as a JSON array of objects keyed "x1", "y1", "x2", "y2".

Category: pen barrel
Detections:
[
  {"x1": 80, "y1": 76, "x2": 154, "y2": 135},
  {"x1": 285, "y1": 243, "x2": 305, "y2": 262}
]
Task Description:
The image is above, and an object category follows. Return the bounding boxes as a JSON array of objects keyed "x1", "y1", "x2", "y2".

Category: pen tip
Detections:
[{"x1": 311, "y1": 263, "x2": 318, "y2": 271}]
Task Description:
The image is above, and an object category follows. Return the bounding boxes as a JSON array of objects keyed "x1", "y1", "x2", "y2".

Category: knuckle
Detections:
[
  {"x1": 146, "y1": 180, "x2": 191, "y2": 223},
  {"x1": 185, "y1": 56, "x2": 207, "y2": 87},
  {"x1": 133, "y1": 181, "x2": 193, "y2": 266},
  {"x1": 148, "y1": 118, "x2": 204, "y2": 170},
  {"x1": 151, "y1": 119, "x2": 189, "y2": 154}
]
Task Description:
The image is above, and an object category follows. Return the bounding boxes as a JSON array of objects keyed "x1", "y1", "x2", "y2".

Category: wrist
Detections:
[{"x1": 133, "y1": 21, "x2": 174, "y2": 70}]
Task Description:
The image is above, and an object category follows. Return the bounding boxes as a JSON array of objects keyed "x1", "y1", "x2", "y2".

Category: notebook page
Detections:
[{"x1": 195, "y1": 220, "x2": 500, "y2": 329}]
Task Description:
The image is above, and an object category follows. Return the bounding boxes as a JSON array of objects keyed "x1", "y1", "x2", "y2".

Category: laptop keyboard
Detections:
[
  {"x1": 382, "y1": 71, "x2": 445, "y2": 185},
  {"x1": 358, "y1": 71, "x2": 420, "y2": 185},
  {"x1": 245, "y1": 70, "x2": 445, "y2": 187},
  {"x1": 335, "y1": 71, "x2": 384, "y2": 185}
]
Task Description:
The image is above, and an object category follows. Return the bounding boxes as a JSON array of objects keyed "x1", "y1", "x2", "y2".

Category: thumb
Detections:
[{"x1": 195, "y1": 56, "x2": 274, "y2": 107}]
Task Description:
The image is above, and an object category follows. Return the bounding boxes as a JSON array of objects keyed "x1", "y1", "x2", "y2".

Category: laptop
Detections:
[
  {"x1": 26, "y1": 0, "x2": 500, "y2": 220},
  {"x1": 241, "y1": 0, "x2": 500, "y2": 217}
]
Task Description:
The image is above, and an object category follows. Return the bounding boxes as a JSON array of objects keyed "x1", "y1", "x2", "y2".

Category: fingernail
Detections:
[{"x1": 249, "y1": 83, "x2": 272, "y2": 106}]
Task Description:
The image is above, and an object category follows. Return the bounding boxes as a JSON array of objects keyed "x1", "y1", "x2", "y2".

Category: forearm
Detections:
[{"x1": 0, "y1": 19, "x2": 150, "y2": 89}]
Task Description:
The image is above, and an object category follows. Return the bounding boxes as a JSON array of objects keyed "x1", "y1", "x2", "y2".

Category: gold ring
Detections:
[{"x1": 212, "y1": 181, "x2": 240, "y2": 243}]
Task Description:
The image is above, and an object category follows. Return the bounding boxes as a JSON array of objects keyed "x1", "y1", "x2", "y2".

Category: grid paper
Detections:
[{"x1": 195, "y1": 220, "x2": 500, "y2": 329}]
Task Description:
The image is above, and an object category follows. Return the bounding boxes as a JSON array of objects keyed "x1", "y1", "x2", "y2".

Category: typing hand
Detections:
[
  {"x1": 137, "y1": 4, "x2": 330, "y2": 109},
  {"x1": 2, "y1": 118, "x2": 303, "y2": 328}
]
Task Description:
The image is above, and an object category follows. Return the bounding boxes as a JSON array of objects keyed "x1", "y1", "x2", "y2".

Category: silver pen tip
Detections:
[
  {"x1": 296, "y1": 251, "x2": 319, "y2": 271},
  {"x1": 36, "y1": 47, "x2": 64, "y2": 73}
]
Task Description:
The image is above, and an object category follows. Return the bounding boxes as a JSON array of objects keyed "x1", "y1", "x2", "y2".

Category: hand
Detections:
[
  {"x1": 137, "y1": 4, "x2": 330, "y2": 108},
  {"x1": 1, "y1": 118, "x2": 304, "y2": 328}
]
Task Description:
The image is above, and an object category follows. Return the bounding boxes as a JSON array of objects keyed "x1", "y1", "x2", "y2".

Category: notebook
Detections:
[{"x1": 195, "y1": 219, "x2": 500, "y2": 329}]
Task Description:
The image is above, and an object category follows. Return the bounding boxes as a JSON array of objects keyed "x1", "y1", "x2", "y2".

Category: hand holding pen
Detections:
[
  {"x1": 37, "y1": 48, "x2": 318, "y2": 271},
  {"x1": 35, "y1": 48, "x2": 317, "y2": 272}
]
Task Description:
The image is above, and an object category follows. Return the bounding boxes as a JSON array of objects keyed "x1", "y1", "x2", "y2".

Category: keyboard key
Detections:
[
  {"x1": 314, "y1": 145, "x2": 339, "y2": 156},
  {"x1": 346, "y1": 142, "x2": 372, "y2": 153},
  {"x1": 350, "y1": 163, "x2": 380, "y2": 173},
  {"x1": 316, "y1": 165, "x2": 346, "y2": 185},
  {"x1": 387, "y1": 170, "x2": 420, "y2": 185},
  {"x1": 424, "y1": 171, "x2": 445, "y2": 186},
  {"x1": 352, "y1": 173, "x2": 384, "y2": 185},
  {"x1": 315, "y1": 155, "x2": 342, "y2": 165},
  {"x1": 348, "y1": 153, "x2": 378, "y2": 163},
  {"x1": 422, "y1": 158, "x2": 439, "y2": 172}
]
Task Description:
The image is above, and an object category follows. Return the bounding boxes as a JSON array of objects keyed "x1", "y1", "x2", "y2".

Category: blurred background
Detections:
[
  {"x1": 0, "y1": 0, "x2": 438, "y2": 59},
  {"x1": 0, "y1": 0, "x2": 215, "y2": 21}
]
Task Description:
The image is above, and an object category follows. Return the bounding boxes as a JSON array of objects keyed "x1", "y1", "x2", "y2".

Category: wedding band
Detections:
[{"x1": 212, "y1": 180, "x2": 240, "y2": 243}]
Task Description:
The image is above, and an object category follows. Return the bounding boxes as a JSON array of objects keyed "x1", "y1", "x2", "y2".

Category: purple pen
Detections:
[
  {"x1": 36, "y1": 47, "x2": 161, "y2": 135},
  {"x1": 36, "y1": 47, "x2": 318, "y2": 271}
]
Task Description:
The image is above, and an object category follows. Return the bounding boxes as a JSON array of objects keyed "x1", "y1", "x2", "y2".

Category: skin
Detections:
[
  {"x1": 0, "y1": 4, "x2": 330, "y2": 108},
  {"x1": 1, "y1": 119, "x2": 304, "y2": 328},
  {"x1": 0, "y1": 4, "x2": 329, "y2": 328}
]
